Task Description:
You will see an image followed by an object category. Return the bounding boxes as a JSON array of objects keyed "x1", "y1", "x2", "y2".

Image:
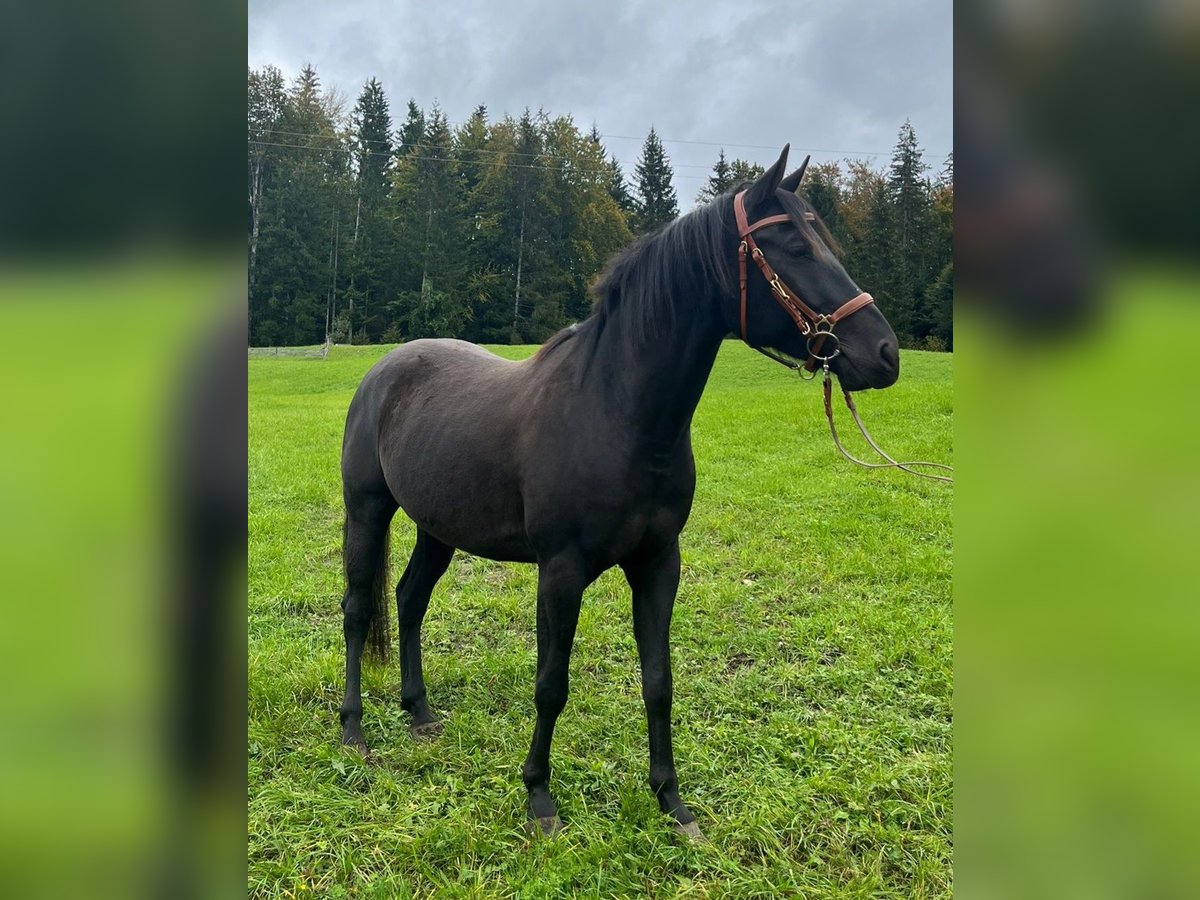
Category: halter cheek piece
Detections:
[{"x1": 734, "y1": 190, "x2": 875, "y2": 373}]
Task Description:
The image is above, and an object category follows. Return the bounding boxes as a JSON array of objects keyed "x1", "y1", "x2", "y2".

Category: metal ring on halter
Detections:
[
  {"x1": 799, "y1": 358, "x2": 833, "y2": 382},
  {"x1": 805, "y1": 329, "x2": 841, "y2": 362}
]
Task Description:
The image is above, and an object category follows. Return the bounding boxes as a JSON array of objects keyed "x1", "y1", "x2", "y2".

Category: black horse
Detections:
[{"x1": 338, "y1": 146, "x2": 900, "y2": 839}]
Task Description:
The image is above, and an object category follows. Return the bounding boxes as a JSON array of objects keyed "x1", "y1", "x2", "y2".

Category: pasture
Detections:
[{"x1": 248, "y1": 341, "x2": 952, "y2": 898}]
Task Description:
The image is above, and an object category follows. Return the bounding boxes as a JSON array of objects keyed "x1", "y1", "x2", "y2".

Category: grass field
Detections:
[{"x1": 248, "y1": 341, "x2": 952, "y2": 898}]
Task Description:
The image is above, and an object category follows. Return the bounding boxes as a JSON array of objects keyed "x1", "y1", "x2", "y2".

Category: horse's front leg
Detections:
[
  {"x1": 521, "y1": 553, "x2": 588, "y2": 836},
  {"x1": 622, "y1": 540, "x2": 704, "y2": 840}
]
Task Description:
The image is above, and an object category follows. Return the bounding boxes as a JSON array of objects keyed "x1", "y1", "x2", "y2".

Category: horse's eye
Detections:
[{"x1": 784, "y1": 230, "x2": 812, "y2": 255}]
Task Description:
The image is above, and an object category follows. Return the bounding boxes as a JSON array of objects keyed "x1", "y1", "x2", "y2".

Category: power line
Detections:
[
  {"x1": 596, "y1": 132, "x2": 893, "y2": 157},
  {"x1": 247, "y1": 138, "x2": 717, "y2": 181},
  {"x1": 248, "y1": 138, "x2": 616, "y2": 175},
  {"x1": 252, "y1": 125, "x2": 948, "y2": 163},
  {"x1": 256, "y1": 128, "x2": 718, "y2": 170}
]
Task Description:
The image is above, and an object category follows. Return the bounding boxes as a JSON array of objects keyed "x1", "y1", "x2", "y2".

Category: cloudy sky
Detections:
[{"x1": 249, "y1": 0, "x2": 951, "y2": 207}]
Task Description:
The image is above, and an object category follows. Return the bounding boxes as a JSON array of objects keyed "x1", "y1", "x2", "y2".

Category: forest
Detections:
[{"x1": 249, "y1": 65, "x2": 952, "y2": 350}]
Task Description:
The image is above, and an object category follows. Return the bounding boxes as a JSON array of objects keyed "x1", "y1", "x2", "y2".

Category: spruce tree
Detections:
[
  {"x1": 386, "y1": 104, "x2": 468, "y2": 340},
  {"x1": 695, "y1": 149, "x2": 733, "y2": 204},
  {"x1": 889, "y1": 120, "x2": 931, "y2": 253},
  {"x1": 864, "y1": 177, "x2": 907, "y2": 340},
  {"x1": 507, "y1": 110, "x2": 551, "y2": 339},
  {"x1": 247, "y1": 65, "x2": 288, "y2": 334},
  {"x1": 247, "y1": 70, "x2": 954, "y2": 350},
  {"x1": 924, "y1": 152, "x2": 954, "y2": 348},
  {"x1": 396, "y1": 100, "x2": 426, "y2": 157},
  {"x1": 728, "y1": 158, "x2": 765, "y2": 185},
  {"x1": 633, "y1": 127, "x2": 678, "y2": 233},
  {"x1": 341, "y1": 79, "x2": 394, "y2": 343},
  {"x1": 605, "y1": 154, "x2": 635, "y2": 218},
  {"x1": 802, "y1": 162, "x2": 844, "y2": 236},
  {"x1": 887, "y1": 121, "x2": 936, "y2": 344},
  {"x1": 455, "y1": 105, "x2": 489, "y2": 196},
  {"x1": 250, "y1": 64, "x2": 350, "y2": 346},
  {"x1": 350, "y1": 78, "x2": 392, "y2": 205}
]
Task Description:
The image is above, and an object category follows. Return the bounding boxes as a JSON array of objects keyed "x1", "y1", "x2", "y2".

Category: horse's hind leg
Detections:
[
  {"x1": 396, "y1": 529, "x2": 454, "y2": 739},
  {"x1": 339, "y1": 491, "x2": 397, "y2": 753}
]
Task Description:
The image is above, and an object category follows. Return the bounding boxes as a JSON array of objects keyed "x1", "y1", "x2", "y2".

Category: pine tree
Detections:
[
  {"x1": 248, "y1": 69, "x2": 956, "y2": 351},
  {"x1": 937, "y1": 151, "x2": 953, "y2": 188},
  {"x1": 633, "y1": 127, "x2": 678, "y2": 233},
  {"x1": 728, "y1": 158, "x2": 765, "y2": 185},
  {"x1": 923, "y1": 262, "x2": 953, "y2": 350},
  {"x1": 864, "y1": 177, "x2": 907, "y2": 340},
  {"x1": 507, "y1": 109, "x2": 551, "y2": 338},
  {"x1": 250, "y1": 64, "x2": 351, "y2": 346},
  {"x1": 247, "y1": 65, "x2": 288, "y2": 333},
  {"x1": 695, "y1": 149, "x2": 733, "y2": 204},
  {"x1": 396, "y1": 100, "x2": 425, "y2": 157},
  {"x1": 605, "y1": 154, "x2": 635, "y2": 218},
  {"x1": 924, "y1": 152, "x2": 954, "y2": 348},
  {"x1": 836, "y1": 162, "x2": 901, "y2": 339},
  {"x1": 802, "y1": 162, "x2": 844, "y2": 237},
  {"x1": 887, "y1": 121, "x2": 936, "y2": 344},
  {"x1": 385, "y1": 104, "x2": 468, "y2": 340},
  {"x1": 350, "y1": 78, "x2": 392, "y2": 206},
  {"x1": 930, "y1": 152, "x2": 953, "y2": 279},
  {"x1": 455, "y1": 105, "x2": 489, "y2": 196},
  {"x1": 340, "y1": 79, "x2": 395, "y2": 343},
  {"x1": 889, "y1": 121, "x2": 932, "y2": 253}
]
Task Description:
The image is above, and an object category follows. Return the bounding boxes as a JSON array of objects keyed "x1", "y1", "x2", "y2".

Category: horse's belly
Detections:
[
  {"x1": 383, "y1": 428, "x2": 534, "y2": 562},
  {"x1": 437, "y1": 528, "x2": 537, "y2": 564}
]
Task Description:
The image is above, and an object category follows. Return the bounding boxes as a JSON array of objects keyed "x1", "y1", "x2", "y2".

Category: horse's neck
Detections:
[{"x1": 593, "y1": 294, "x2": 727, "y2": 451}]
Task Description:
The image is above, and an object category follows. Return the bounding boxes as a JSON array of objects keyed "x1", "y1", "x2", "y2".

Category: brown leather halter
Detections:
[
  {"x1": 735, "y1": 188, "x2": 954, "y2": 483},
  {"x1": 734, "y1": 189, "x2": 875, "y2": 372}
]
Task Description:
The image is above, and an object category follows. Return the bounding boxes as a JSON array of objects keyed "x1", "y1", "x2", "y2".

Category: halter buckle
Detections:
[{"x1": 769, "y1": 276, "x2": 788, "y2": 299}]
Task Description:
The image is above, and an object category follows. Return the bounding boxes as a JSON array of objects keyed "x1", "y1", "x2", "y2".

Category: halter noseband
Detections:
[{"x1": 734, "y1": 190, "x2": 875, "y2": 372}]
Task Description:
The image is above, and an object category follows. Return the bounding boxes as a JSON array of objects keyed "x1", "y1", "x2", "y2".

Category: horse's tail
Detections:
[
  {"x1": 366, "y1": 524, "x2": 391, "y2": 663},
  {"x1": 342, "y1": 512, "x2": 392, "y2": 664}
]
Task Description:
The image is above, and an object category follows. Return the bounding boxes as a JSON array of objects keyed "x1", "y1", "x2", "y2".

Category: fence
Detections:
[{"x1": 247, "y1": 341, "x2": 331, "y2": 359}]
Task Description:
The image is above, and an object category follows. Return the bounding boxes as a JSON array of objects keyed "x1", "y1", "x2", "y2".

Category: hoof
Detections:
[
  {"x1": 408, "y1": 719, "x2": 443, "y2": 740},
  {"x1": 673, "y1": 820, "x2": 708, "y2": 843},
  {"x1": 341, "y1": 738, "x2": 370, "y2": 758},
  {"x1": 524, "y1": 815, "x2": 564, "y2": 838}
]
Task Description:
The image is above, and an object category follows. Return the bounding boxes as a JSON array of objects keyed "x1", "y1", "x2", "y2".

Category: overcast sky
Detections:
[{"x1": 249, "y1": 0, "x2": 951, "y2": 207}]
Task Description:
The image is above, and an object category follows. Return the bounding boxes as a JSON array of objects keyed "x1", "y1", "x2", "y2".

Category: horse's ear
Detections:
[
  {"x1": 779, "y1": 154, "x2": 811, "y2": 194},
  {"x1": 743, "y1": 144, "x2": 789, "y2": 211}
]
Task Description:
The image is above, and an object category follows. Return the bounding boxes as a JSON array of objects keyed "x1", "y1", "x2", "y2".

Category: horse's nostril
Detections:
[{"x1": 879, "y1": 338, "x2": 899, "y2": 368}]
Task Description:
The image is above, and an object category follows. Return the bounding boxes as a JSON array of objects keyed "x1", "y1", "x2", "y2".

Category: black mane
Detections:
[
  {"x1": 589, "y1": 195, "x2": 738, "y2": 347},
  {"x1": 534, "y1": 186, "x2": 839, "y2": 366}
]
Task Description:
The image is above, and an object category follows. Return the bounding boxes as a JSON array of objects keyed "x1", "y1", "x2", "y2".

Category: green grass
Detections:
[{"x1": 249, "y1": 340, "x2": 952, "y2": 898}]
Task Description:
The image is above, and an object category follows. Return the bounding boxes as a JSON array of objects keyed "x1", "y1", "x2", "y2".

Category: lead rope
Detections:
[{"x1": 820, "y1": 365, "x2": 954, "y2": 484}]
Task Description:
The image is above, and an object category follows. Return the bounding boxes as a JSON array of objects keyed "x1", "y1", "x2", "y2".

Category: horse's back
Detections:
[
  {"x1": 364, "y1": 338, "x2": 513, "y2": 387},
  {"x1": 344, "y1": 339, "x2": 536, "y2": 560}
]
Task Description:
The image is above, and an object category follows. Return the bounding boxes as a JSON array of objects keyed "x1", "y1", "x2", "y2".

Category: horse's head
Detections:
[{"x1": 730, "y1": 145, "x2": 900, "y2": 392}]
